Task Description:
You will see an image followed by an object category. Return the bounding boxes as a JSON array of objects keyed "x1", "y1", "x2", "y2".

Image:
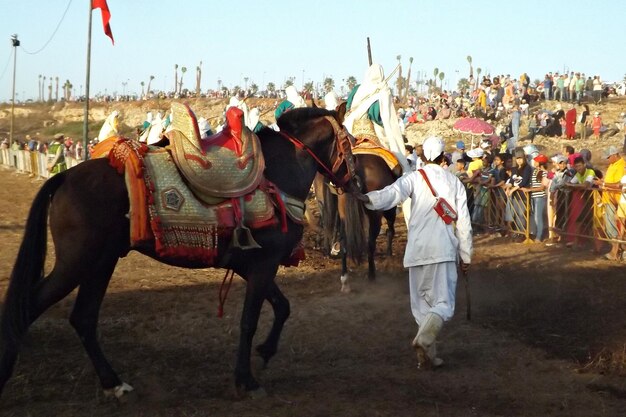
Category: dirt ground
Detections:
[{"x1": 0, "y1": 167, "x2": 625, "y2": 417}]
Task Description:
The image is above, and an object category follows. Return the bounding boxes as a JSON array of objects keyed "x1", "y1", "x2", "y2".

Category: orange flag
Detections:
[{"x1": 92, "y1": 0, "x2": 114, "y2": 44}]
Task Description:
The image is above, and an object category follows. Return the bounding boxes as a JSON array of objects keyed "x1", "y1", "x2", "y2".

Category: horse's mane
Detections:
[{"x1": 277, "y1": 107, "x2": 336, "y2": 132}]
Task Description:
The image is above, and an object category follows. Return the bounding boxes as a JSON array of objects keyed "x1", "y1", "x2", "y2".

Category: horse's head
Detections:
[{"x1": 277, "y1": 107, "x2": 359, "y2": 193}]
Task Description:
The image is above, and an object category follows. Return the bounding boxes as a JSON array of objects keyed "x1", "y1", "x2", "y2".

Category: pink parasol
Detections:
[{"x1": 453, "y1": 118, "x2": 495, "y2": 136}]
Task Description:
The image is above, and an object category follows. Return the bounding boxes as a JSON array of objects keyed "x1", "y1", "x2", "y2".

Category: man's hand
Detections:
[
  {"x1": 352, "y1": 192, "x2": 370, "y2": 204},
  {"x1": 460, "y1": 261, "x2": 470, "y2": 274}
]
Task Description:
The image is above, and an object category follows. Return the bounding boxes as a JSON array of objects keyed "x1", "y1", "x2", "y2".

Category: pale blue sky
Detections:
[{"x1": 1, "y1": 0, "x2": 624, "y2": 102}]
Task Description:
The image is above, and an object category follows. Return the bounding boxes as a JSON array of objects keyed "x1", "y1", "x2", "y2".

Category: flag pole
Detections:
[{"x1": 83, "y1": 0, "x2": 93, "y2": 160}]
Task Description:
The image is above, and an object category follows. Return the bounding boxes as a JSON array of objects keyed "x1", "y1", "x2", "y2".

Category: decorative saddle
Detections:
[{"x1": 167, "y1": 103, "x2": 265, "y2": 205}]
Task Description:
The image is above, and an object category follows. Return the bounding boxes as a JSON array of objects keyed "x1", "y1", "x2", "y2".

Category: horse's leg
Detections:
[
  {"x1": 339, "y1": 222, "x2": 351, "y2": 293},
  {"x1": 367, "y1": 210, "x2": 383, "y2": 281},
  {"x1": 68, "y1": 254, "x2": 132, "y2": 400},
  {"x1": 384, "y1": 207, "x2": 397, "y2": 257},
  {"x1": 0, "y1": 265, "x2": 81, "y2": 394},
  {"x1": 235, "y1": 266, "x2": 277, "y2": 396},
  {"x1": 255, "y1": 281, "x2": 290, "y2": 367}
]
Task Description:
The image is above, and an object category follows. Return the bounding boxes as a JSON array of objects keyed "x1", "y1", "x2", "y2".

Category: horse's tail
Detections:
[
  {"x1": 320, "y1": 180, "x2": 338, "y2": 255},
  {"x1": 1, "y1": 173, "x2": 65, "y2": 348},
  {"x1": 341, "y1": 192, "x2": 368, "y2": 264}
]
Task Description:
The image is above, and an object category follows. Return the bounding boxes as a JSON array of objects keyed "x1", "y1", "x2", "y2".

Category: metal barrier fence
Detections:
[
  {"x1": 468, "y1": 184, "x2": 626, "y2": 251},
  {"x1": 0, "y1": 148, "x2": 82, "y2": 179}
]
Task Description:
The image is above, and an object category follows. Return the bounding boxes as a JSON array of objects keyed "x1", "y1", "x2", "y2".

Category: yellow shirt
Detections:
[
  {"x1": 603, "y1": 158, "x2": 626, "y2": 204},
  {"x1": 467, "y1": 159, "x2": 483, "y2": 178}
]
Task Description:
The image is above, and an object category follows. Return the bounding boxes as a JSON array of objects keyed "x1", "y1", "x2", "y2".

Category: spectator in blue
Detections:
[{"x1": 543, "y1": 74, "x2": 553, "y2": 101}]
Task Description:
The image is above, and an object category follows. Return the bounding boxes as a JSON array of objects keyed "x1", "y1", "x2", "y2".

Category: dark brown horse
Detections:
[
  {"x1": 0, "y1": 107, "x2": 358, "y2": 399},
  {"x1": 321, "y1": 154, "x2": 401, "y2": 292}
]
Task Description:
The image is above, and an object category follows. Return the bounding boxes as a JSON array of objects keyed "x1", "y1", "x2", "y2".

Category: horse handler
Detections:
[{"x1": 354, "y1": 136, "x2": 473, "y2": 368}]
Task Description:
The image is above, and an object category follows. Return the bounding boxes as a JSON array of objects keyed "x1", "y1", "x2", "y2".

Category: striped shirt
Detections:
[{"x1": 530, "y1": 168, "x2": 546, "y2": 199}]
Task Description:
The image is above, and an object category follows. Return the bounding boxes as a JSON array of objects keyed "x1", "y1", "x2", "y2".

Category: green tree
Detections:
[
  {"x1": 303, "y1": 81, "x2": 314, "y2": 93},
  {"x1": 55, "y1": 76, "x2": 59, "y2": 102},
  {"x1": 346, "y1": 75, "x2": 357, "y2": 92},
  {"x1": 63, "y1": 79, "x2": 72, "y2": 101},
  {"x1": 174, "y1": 64, "x2": 179, "y2": 93},
  {"x1": 140, "y1": 81, "x2": 145, "y2": 98},
  {"x1": 404, "y1": 57, "x2": 414, "y2": 101},
  {"x1": 267, "y1": 82, "x2": 276, "y2": 94},
  {"x1": 396, "y1": 55, "x2": 403, "y2": 98},
  {"x1": 476, "y1": 67, "x2": 482, "y2": 88},
  {"x1": 284, "y1": 79, "x2": 294, "y2": 89},
  {"x1": 467, "y1": 55, "x2": 473, "y2": 78},
  {"x1": 433, "y1": 68, "x2": 439, "y2": 79},
  {"x1": 457, "y1": 77, "x2": 470, "y2": 93},
  {"x1": 438, "y1": 72, "x2": 445, "y2": 89},
  {"x1": 250, "y1": 83, "x2": 259, "y2": 95},
  {"x1": 179, "y1": 67, "x2": 187, "y2": 94},
  {"x1": 323, "y1": 77, "x2": 335, "y2": 93},
  {"x1": 146, "y1": 75, "x2": 155, "y2": 97},
  {"x1": 38, "y1": 74, "x2": 42, "y2": 102},
  {"x1": 195, "y1": 61, "x2": 202, "y2": 97}
]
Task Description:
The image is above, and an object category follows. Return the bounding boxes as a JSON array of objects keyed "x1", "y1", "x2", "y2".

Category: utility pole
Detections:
[
  {"x1": 10, "y1": 34, "x2": 20, "y2": 145},
  {"x1": 83, "y1": 2, "x2": 93, "y2": 160}
]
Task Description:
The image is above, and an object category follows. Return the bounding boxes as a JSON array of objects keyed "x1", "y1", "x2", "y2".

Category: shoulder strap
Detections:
[{"x1": 418, "y1": 169, "x2": 438, "y2": 198}]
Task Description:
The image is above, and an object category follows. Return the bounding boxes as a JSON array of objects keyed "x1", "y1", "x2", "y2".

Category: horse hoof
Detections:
[
  {"x1": 247, "y1": 386, "x2": 268, "y2": 399},
  {"x1": 340, "y1": 284, "x2": 351, "y2": 293},
  {"x1": 103, "y1": 382, "x2": 136, "y2": 403}
]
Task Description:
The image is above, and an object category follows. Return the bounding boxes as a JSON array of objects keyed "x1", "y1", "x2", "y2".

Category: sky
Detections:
[{"x1": 0, "y1": 0, "x2": 625, "y2": 102}]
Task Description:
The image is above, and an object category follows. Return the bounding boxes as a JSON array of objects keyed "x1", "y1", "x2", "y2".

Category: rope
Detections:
[
  {"x1": 20, "y1": 0, "x2": 73, "y2": 55},
  {"x1": 217, "y1": 269, "x2": 235, "y2": 318},
  {"x1": 0, "y1": 49, "x2": 13, "y2": 82}
]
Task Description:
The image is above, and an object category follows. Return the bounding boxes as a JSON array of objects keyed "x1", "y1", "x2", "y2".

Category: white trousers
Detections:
[{"x1": 408, "y1": 261, "x2": 458, "y2": 325}]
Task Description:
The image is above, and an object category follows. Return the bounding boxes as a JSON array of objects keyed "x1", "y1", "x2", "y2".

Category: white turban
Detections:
[
  {"x1": 422, "y1": 136, "x2": 445, "y2": 161},
  {"x1": 324, "y1": 91, "x2": 339, "y2": 110}
]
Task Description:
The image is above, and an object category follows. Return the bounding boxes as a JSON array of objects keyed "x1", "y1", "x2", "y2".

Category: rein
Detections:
[{"x1": 277, "y1": 116, "x2": 356, "y2": 191}]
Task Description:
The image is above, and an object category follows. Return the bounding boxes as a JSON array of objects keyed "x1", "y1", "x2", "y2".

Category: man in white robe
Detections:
[{"x1": 354, "y1": 136, "x2": 473, "y2": 368}]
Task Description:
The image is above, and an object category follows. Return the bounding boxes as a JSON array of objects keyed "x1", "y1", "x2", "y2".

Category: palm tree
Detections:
[
  {"x1": 55, "y1": 76, "x2": 59, "y2": 101},
  {"x1": 346, "y1": 76, "x2": 357, "y2": 92},
  {"x1": 457, "y1": 78, "x2": 470, "y2": 93},
  {"x1": 404, "y1": 57, "x2": 414, "y2": 101},
  {"x1": 146, "y1": 75, "x2": 155, "y2": 97},
  {"x1": 38, "y1": 74, "x2": 42, "y2": 102},
  {"x1": 42, "y1": 76, "x2": 47, "y2": 101},
  {"x1": 179, "y1": 66, "x2": 187, "y2": 94},
  {"x1": 250, "y1": 83, "x2": 259, "y2": 95},
  {"x1": 323, "y1": 77, "x2": 335, "y2": 93},
  {"x1": 243, "y1": 77, "x2": 249, "y2": 91},
  {"x1": 467, "y1": 55, "x2": 473, "y2": 78},
  {"x1": 433, "y1": 68, "x2": 439, "y2": 79},
  {"x1": 284, "y1": 79, "x2": 294, "y2": 89},
  {"x1": 396, "y1": 54, "x2": 403, "y2": 98},
  {"x1": 195, "y1": 61, "x2": 202, "y2": 97},
  {"x1": 174, "y1": 64, "x2": 179, "y2": 93},
  {"x1": 303, "y1": 81, "x2": 314, "y2": 93},
  {"x1": 63, "y1": 80, "x2": 71, "y2": 101},
  {"x1": 48, "y1": 76, "x2": 53, "y2": 101},
  {"x1": 267, "y1": 82, "x2": 276, "y2": 95},
  {"x1": 476, "y1": 67, "x2": 482, "y2": 89},
  {"x1": 140, "y1": 81, "x2": 145, "y2": 98},
  {"x1": 438, "y1": 72, "x2": 445, "y2": 90}
]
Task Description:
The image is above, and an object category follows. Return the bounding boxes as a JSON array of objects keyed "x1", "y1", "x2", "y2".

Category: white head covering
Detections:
[
  {"x1": 343, "y1": 64, "x2": 409, "y2": 173},
  {"x1": 227, "y1": 96, "x2": 251, "y2": 128},
  {"x1": 97, "y1": 110, "x2": 119, "y2": 142},
  {"x1": 248, "y1": 108, "x2": 260, "y2": 131},
  {"x1": 285, "y1": 86, "x2": 305, "y2": 108},
  {"x1": 197, "y1": 117, "x2": 211, "y2": 140},
  {"x1": 467, "y1": 148, "x2": 484, "y2": 159},
  {"x1": 227, "y1": 96, "x2": 240, "y2": 109},
  {"x1": 324, "y1": 91, "x2": 339, "y2": 110},
  {"x1": 146, "y1": 113, "x2": 163, "y2": 145},
  {"x1": 422, "y1": 136, "x2": 445, "y2": 161}
]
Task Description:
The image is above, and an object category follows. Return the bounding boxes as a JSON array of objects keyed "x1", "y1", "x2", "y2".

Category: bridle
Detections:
[{"x1": 278, "y1": 115, "x2": 358, "y2": 192}]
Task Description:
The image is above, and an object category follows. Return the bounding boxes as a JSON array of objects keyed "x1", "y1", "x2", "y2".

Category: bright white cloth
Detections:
[
  {"x1": 365, "y1": 163, "x2": 473, "y2": 267},
  {"x1": 285, "y1": 85, "x2": 306, "y2": 108},
  {"x1": 97, "y1": 110, "x2": 119, "y2": 142},
  {"x1": 248, "y1": 108, "x2": 260, "y2": 131},
  {"x1": 343, "y1": 64, "x2": 410, "y2": 173},
  {"x1": 197, "y1": 117, "x2": 211, "y2": 139},
  {"x1": 324, "y1": 90, "x2": 339, "y2": 110},
  {"x1": 409, "y1": 261, "x2": 458, "y2": 324}
]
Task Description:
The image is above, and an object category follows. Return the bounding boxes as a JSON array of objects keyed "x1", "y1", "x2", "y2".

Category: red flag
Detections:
[{"x1": 92, "y1": 0, "x2": 114, "y2": 45}]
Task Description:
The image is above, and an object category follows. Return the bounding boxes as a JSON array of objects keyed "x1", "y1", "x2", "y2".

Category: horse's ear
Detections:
[{"x1": 335, "y1": 101, "x2": 347, "y2": 124}]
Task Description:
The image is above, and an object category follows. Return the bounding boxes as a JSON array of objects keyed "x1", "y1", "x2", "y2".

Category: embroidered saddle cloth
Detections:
[
  {"x1": 109, "y1": 140, "x2": 277, "y2": 264},
  {"x1": 351, "y1": 136, "x2": 400, "y2": 171},
  {"x1": 167, "y1": 103, "x2": 265, "y2": 205}
]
